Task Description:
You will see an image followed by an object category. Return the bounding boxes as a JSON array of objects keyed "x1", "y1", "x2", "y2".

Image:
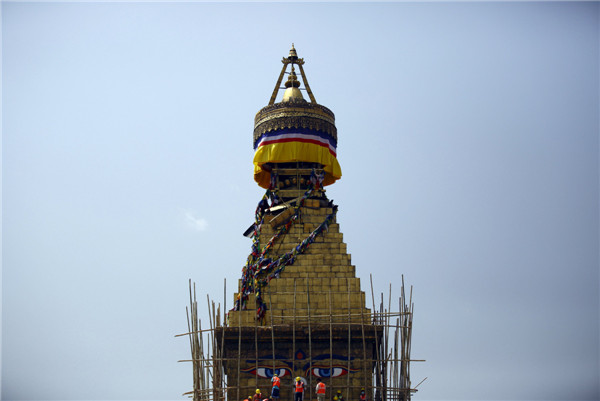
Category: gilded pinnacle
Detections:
[
  {"x1": 288, "y1": 44, "x2": 298, "y2": 61},
  {"x1": 284, "y1": 67, "x2": 300, "y2": 88}
]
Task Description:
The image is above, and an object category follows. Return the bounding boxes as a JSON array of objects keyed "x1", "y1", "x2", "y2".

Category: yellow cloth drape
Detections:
[{"x1": 253, "y1": 141, "x2": 342, "y2": 189}]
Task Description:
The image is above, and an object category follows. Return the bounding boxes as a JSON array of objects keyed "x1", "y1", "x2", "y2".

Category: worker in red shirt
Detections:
[
  {"x1": 315, "y1": 378, "x2": 326, "y2": 401},
  {"x1": 253, "y1": 389, "x2": 262, "y2": 401}
]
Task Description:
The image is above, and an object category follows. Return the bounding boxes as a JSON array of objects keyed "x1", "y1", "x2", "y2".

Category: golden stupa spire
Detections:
[
  {"x1": 252, "y1": 45, "x2": 342, "y2": 190},
  {"x1": 268, "y1": 44, "x2": 317, "y2": 105},
  {"x1": 282, "y1": 65, "x2": 303, "y2": 102}
]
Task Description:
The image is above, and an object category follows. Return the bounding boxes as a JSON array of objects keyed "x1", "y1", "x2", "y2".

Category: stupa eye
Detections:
[
  {"x1": 243, "y1": 366, "x2": 292, "y2": 378},
  {"x1": 307, "y1": 366, "x2": 348, "y2": 378}
]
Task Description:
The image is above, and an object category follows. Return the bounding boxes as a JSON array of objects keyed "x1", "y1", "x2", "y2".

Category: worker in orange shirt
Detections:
[
  {"x1": 294, "y1": 377, "x2": 305, "y2": 401},
  {"x1": 315, "y1": 378, "x2": 326, "y2": 401},
  {"x1": 271, "y1": 373, "x2": 281, "y2": 401}
]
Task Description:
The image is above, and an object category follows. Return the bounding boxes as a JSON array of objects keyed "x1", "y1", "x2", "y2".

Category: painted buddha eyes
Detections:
[
  {"x1": 242, "y1": 366, "x2": 348, "y2": 379},
  {"x1": 244, "y1": 367, "x2": 292, "y2": 378},
  {"x1": 308, "y1": 366, "x2": 349, "y2": 378}
]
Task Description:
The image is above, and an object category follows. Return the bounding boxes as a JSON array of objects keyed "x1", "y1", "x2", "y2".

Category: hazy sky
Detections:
[{"x1": 2, "y1": 2, "x2": 598, "y2": 401}]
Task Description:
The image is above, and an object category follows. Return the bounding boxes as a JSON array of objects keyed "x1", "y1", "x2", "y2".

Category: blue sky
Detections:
[{"x1": 2, "y1": 2, "x2": 598, "y2": 400}]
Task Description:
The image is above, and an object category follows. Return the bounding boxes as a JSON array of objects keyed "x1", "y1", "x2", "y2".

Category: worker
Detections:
[
  {"x1": 294, "y1": 377, "x2": 305, "y2": 401},
  {"x1": 315, "y1": 378, "x2": 326, "y2": 401},
  {"x1": 359, "y1": 389, "x2": 367, "y2": 401},
  {"x1": 254, "y1": 389, "x2": 262, "y2": 401},
  {"x1": 271, "y1": 373, "x2": 281, "y2": 401},
  {"x1": 336, "y1": 390, "x2": 344, "y2": 401}
]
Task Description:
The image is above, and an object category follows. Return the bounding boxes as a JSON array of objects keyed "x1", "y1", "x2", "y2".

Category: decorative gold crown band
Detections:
[{"x1": 253, "y1": 102, "x2": 337, "y2": 144}]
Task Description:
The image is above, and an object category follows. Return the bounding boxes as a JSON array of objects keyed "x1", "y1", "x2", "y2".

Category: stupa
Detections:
[{"x1": 182, "y1": 45, "x2": 417, "y2": 401}]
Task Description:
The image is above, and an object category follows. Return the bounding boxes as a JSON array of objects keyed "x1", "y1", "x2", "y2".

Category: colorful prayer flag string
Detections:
[{"x1": 231, "y1": 170, "x2": 336, "y2": 322}]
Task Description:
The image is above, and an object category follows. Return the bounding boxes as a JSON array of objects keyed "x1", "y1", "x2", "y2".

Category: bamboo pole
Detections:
[
  {"x1": 255, "y1": 298, "x2": 259, "y2": 392},
  {"x1": 221, "y1": 280, "x2": 227, "y2": 398},
  {"x1": 328, "y1": 289, "x2": 334, "y2": 397},
  {"x1": 196, "y1": 284, "x2": 206, "y2": 401},
  {"x1": 186, "y1": 306, "x2": 197, "y2": 401},
  {"x1": 293, "y1": 279, "x2": 297, "y2": 401},
  {"x1": 394, "y1": 317, "x2": 399, "y2": 401},
  {"x1": 178, "y1": 310, "x2": 410, "y2": 327},
  {"x1": 359, "y1": 300, "x2": 368, "y2": 401},
  {"x1": 369, "y1": 275, "x2": 382, "y2": 401},
  {"x1": 381, "y1": 293, "x2": 387, "y2": 401},
  {"x1": 196, "y1": 288, "x2": 205, "y2": 401},
  {"x1": 270, "y1": 291, "x2": 276, "y2": 380},
  {"x1": 187, "y1": 281, "x2": 198, "y2": 401},
  {"x1": 307, "y1": 278, "x2": 313, "y2": 401},
  {"x1": 346, "y1": 279, "x2": 351, "y2": 401},
  {"x1": 213, "y1": 302, "x2": 220, "y2": 401},
  {"x1": 414, "y1": 377, "x2": 427, "y2": 389},
  {"x1": 400, "y1": 284, "x2": 406, "y2": 401},
  {"x1": 386, "y1": 285, "x2": 392, "y2": 401},
  {"x1": 237, "y1": 293, "x2": 242, "y2": 401}
]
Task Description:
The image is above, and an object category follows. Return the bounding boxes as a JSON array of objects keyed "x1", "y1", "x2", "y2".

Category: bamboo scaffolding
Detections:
[
  {"x1": 179, "y1": 279, "x2": 423, "y2": 401},
  {"x1": 179, "y1": 357, "x2": 425, "y2": 364}
]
